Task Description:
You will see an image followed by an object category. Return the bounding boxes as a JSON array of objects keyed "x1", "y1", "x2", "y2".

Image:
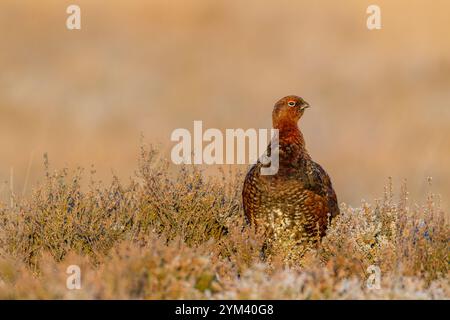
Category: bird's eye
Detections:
[{"x1": 287, "y1": 101, "x2": 296, "y2": 107}]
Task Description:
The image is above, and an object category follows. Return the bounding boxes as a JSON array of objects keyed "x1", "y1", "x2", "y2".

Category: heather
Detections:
[{"x1": 0, "y1": 146, "x2": 447, "y2": 299}]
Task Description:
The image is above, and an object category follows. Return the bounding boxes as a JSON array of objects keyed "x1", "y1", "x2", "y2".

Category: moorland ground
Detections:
[{"x1": 0, "y1": 146, "x2": 448, "y2": 299}]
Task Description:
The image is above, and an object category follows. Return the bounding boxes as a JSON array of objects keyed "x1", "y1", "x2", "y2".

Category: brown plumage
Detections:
[{"x1": 242, "y1": 95, "x2": 339, "y2": 255}]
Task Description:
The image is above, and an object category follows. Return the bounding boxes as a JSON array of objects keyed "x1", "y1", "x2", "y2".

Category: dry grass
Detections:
[{"x1": 0, "y1": 145, "x2": 448, "y2": 299}]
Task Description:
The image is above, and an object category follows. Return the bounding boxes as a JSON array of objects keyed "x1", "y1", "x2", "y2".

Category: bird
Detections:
[{"x1": 242, "y1": 95, "x2": 339, "y2": 258}]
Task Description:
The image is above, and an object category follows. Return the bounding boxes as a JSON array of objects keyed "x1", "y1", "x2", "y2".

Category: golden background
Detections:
[{"x1": 0, "y1": 0, "x2": 449, "y2": 209}]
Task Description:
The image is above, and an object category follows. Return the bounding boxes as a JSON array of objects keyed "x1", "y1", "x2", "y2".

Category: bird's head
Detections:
[{"x1": 272, "y1": 95, "x2": 310, "y2": 129}]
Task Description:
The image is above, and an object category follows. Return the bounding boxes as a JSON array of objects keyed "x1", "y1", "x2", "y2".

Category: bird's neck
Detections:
[{"x1": 274, "y1": 120, "x2": 309, "y2": 159}]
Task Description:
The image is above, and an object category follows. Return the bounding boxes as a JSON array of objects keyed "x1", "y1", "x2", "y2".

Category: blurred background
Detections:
[{"x1": 0, "y1": 0, "x2": 449, "y2": 209}]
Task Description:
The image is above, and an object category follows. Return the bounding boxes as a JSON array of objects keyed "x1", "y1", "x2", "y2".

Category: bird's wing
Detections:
[
  {"x1": 242, "y1": 162, "x2": 263, "y2": 225},
  {"x1": 302, "y1": 160, "x2": 340, "y2": 219}
]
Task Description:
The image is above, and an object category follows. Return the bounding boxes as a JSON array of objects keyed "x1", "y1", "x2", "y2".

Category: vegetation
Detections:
[{"x1": 0, "y1": 145, "x2": 448, "y2": 299}]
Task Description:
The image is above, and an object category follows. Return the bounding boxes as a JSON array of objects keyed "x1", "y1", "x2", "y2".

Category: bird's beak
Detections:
[{"x1": 301, "y1": 103, "x2": 310, "y2": 110}]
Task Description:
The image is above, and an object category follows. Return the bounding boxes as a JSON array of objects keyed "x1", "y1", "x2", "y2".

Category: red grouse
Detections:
[{"x1": 242, "y1": 95, "x2": 339, "y2": 256}]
